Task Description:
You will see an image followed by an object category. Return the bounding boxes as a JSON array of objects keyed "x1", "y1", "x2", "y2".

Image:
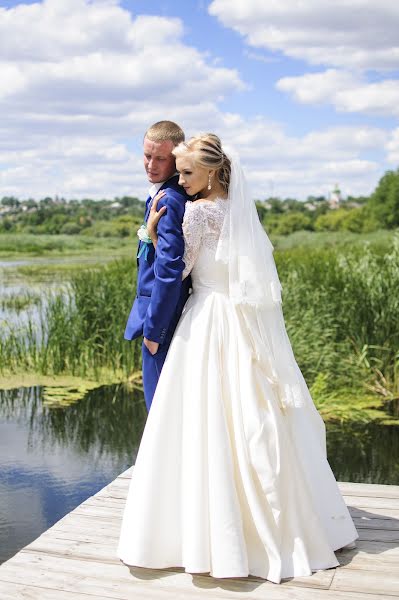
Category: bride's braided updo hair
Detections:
[{"x1": 173, "y1": 133, "x2": 231, "y2": 195}]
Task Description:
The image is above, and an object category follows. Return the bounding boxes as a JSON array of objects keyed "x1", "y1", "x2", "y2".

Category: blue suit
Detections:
[{"x1": 124, "y1": 175, "x2": 191, "y2": 409}]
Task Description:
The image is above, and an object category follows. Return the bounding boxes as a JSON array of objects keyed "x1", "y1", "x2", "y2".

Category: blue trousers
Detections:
[{"x1": 142, "y1": 341, "x2": 170, "y2": 411}]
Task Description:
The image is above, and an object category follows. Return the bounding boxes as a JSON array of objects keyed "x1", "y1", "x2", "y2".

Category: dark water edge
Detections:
[
  {"x1": 0, "y1": 384, "x2": 398, "y2": 565},
  {"x1": 326, "y1": 420, "x2": 399, "y2": 485}
]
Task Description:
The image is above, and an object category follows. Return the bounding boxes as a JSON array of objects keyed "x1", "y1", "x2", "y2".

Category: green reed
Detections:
[
  {"x1": 0, "y1": 258, "x2": 141, "y2": 378},
  {"x1": 1, "y1": 237, "x2": 399, "y2": 404},
  {"x1": 277, "y1": 235, "x2": 399, "y2": 399},
  {"x1": 0, "y1": 291, "x2": 41, "y2": 312}
]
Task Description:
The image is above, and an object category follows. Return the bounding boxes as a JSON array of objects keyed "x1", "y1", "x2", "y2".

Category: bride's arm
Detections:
[
  {"x1": 182, "y1": 202, "x2": 205, "y2": 279},
  {"x1": 147, "y1": 190, "x2": 167, "y2": 248}
]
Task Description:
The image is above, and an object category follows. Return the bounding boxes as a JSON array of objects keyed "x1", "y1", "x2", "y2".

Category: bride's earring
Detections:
[{"x1": 207, "y1": 173, "x2": 212, "y2": 191}]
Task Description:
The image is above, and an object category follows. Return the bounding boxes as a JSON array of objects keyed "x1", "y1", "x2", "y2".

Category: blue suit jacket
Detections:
[{"x1": 124, "y1": 175, "x2": 191, "y2": 346}]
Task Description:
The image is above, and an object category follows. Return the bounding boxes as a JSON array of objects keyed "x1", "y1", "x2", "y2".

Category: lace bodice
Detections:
[{"x1": 182, "y1": 197, "x2": 228, "y2": 292}]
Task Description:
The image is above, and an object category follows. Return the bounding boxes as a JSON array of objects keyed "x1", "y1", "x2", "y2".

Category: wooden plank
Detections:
[
  {"x1": 80, "y1": 504, "x2": 123, "y2": 517},
  {"x1": 23, "y1": 541, "x2": 118, "y2": 564},
  {"x1": 80, "y1": 496, "x2": 125, "y2": 509},
  {"x1": 25, "y1": 533, "x2": 399, "y2": 574},
  {"x1": 0, "y1": 552, "x2": 392, "y2": 600},
  {"x1": 20, "y1": 538, "x2": 335, "y2": 591},
  {"x1": 117, "y1": 474, "x2": 399, "y2": 499},
  {"x1": 331, "y1": 567, "x2": 399, "y2": 596},
  {"x1": 338, "y1": 541, "x2": 399, "y2": 572},
  {"x1": 1, "y1": 580, "x2": 391, "y2": 600},
  {"x1": 39, "y1": 505, "x2": 399, "y2": 549},
  {"x1": 349, "y1": 506, "x2": 399, "y2": 520},
  {"x1": 338, "y1": 482, "x2": 399, "y2": 499},
  {"x1": 116, "y1": 467, "x2": 133, "y2": 479},
  {"x1": 353, "y1": 517, "x2": 399, "y2": 531},
  {"x1": 0, "y1": 581, "x2": 114, "y2": 600},
  {"x1": 343, "y1": 495, "x2": 399, "y2": 510},
  {"x1": 356, "y1": 528, "x2": 399, "y2": 543},
  {"x1": 2, "y1": 468, "x2": 399, "y2": 600},
  {"x1": 27, "y1": 527, "x2": 120, "y2": 546}
]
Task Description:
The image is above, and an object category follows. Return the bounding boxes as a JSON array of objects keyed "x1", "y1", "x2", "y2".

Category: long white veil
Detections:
[{"x1": 216, "y1": 150, "x2": 312, "y2": 409}]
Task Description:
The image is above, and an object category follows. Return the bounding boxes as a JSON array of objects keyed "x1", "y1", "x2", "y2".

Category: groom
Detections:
[{"x1": 124, "y1": 121, "x2": 191, "y2": 410}]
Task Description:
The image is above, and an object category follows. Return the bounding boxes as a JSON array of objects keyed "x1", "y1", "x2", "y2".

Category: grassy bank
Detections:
[
  {"x1": 271, "y1": 228, "x2": 397, "y2": 252},
  {"x1": 0, "y1": 233, "x2": 135, "y2": 258}
]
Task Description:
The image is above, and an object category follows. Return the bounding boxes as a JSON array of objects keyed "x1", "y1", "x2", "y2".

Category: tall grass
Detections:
[
  {"x1": 0, "y1": 258, "x2": 141, "y2": 378},
  {"x1": 0, "y1": 233, "x2": 133, "y2": 256},
  {"x1": 1, "y1": 237, "x2": 399, "y2": 403},
  {"x1": 0, "y1": 291, "x2": 41, "y2": 311},
  {"x1": 278, "y1": 236, "x2": 399, "y2": 398}
]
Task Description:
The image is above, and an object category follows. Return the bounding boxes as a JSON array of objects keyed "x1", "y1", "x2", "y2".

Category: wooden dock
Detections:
[{"x1": 0, "y1": 468, "x2": 398, "y2": 599}]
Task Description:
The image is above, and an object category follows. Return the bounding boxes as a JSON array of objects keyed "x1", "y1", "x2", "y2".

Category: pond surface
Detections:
[
  {"x1": 0, "y1": 384, "x2": 146, "y2": 564},
  {"x1": 0, "y1": 383, "x2": 398, "y2": 565}
]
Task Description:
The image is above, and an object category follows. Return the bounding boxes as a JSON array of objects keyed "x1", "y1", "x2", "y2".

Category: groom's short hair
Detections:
[{"x1": 145, "y1": 121, "x2": 185, "y2": 147}]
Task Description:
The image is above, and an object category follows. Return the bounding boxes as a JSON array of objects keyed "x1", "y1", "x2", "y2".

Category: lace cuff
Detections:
[{"x1": 182, "y1": 202, "x2": 205, "y2": 279}]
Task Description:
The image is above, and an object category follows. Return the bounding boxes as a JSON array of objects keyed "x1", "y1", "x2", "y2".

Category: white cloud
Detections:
[
  {"x1": 217, "y1": 116, "x2": 386, "y2": 199},
  {"x1": 0, "y1": 0, "x2": 392, "y2": 200},
  {"x1": 277, "y1": 70, "x2": 399, "y2": 117},
  {"x1": 386, "y1": 128, "x2": 399, "y2": 164},
  {"x1": 209, "y1": 0, "x2": 399, "y2": 70},
  {"x1": 209, "y1": 0, "x2": 399, "y2": 122},
  {"x1": 1, "y1": 115, "x2": 386, "y2": 199},
  {"x1": 0, "y1": 0, "x2": 244, "y2": 198},
  {"x1": 277, "y1": 70, "x2": 356, "y2": 105}
]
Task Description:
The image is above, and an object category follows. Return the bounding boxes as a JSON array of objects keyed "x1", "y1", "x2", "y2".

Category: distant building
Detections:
[
  {"x1": 304, "y1": 202, "x2": 317, "y2": 211},
  {"x1": 328, "y1": 184, "x2": 342, "y2": 209}
]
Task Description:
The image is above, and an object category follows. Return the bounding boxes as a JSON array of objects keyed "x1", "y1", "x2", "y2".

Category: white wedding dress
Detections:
[{"x1": 118, "y1": 197, "x2": 357, "y2": 583}]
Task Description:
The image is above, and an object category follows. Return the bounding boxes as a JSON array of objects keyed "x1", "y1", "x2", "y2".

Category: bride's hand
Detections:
[{"x1": 147, "y1": 190, "x2": 167, "y2": 247}]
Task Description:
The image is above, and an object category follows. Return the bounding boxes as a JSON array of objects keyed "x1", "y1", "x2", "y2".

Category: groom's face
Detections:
[{"x1": 143, "y1": 137, "x2": 176, "y2": 184}]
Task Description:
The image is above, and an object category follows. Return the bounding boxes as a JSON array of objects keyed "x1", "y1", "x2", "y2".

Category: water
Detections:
[
  {"x1": 0, "y1": 259, "x2": 65, "y2": 334},
  {"x1": 326, "y1": 420, "x2": 399, "y2": 485},
  {"x1": 0, "y1": 255, "x2": 122, "y2": 337},
  {"x1": 0, "y1": 383, "x2": 398, "y2": 565},
  {"x1": 0, "y1": 384, "x2": 147, "y2": 564}
]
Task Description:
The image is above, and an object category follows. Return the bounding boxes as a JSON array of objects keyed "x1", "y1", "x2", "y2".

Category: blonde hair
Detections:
[
  {"x1": 144, "y1": 120, "x2": 185, "y2": 146},
  {"x1": 173, "y1": 133, "x2": 231, "y2": 194}
]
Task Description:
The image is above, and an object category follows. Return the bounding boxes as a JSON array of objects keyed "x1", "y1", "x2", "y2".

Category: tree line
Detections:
[
  {"x1": 257, "y1": 167, "x2": 399, "y2": 235},
  {"x1": 1, "y1": 167, "x2": 399, "y2": 237},
  {"x1": 0, "y1": 196, "x2": 144, "y2": 237}
]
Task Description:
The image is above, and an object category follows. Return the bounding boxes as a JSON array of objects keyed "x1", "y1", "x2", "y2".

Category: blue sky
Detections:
[{"x1": 1, "y1": 0, "x2": 398, "y2": 199}]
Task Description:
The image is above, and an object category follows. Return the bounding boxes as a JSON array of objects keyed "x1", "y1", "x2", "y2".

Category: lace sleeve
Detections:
[{"x1": 182, "y1": 202, "x2": 205, "y2": 279}]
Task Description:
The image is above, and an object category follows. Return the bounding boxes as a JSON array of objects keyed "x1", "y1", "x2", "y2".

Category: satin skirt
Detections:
[{"x1": 118, "y1": 289, "x2": 358, "y2": 583}]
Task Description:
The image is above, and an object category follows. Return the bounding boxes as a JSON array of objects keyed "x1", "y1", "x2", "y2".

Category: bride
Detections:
[{"x1": 117, "y1": 133, "x2": 357, "y2": 583}]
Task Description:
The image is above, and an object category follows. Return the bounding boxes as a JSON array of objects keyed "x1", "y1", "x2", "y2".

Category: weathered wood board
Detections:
[{"x1": 1, "y1": 468, "x2": 398, "y2": 599}]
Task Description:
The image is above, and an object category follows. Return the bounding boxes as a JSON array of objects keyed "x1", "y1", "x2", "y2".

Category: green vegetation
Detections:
[
  {"x1": 1, "y1": 165, "x2": 399, "y2": 241},
  {"x1": 0, "y1": 291, "x2": 41, "y2": 312},
  {"x1": 0, "y1": 233, "x2": 134, "y2": 257},
  {"x1": 276, "y1": 237, "x2": 399, "y2": 421},
  {"x1": 0, "y1": 258, "x2": 141, "y2": 381},
  {"x1": 254, "y1": 166, "x2": 399, "y2": 236},
  {"x1": 2, "y1": 162, "x2": 399, "y2": 422},
  {"x1": 271, "y1": 228, "x2": 397, "y2": 252},
  {"x1": 368, "y1": 168, "x2": 399, "y2": 228},
  {"x1": 1, "y1": 234, "x2": 399, "y2": 425},
  {"x1": 0, "y1": 196, "x2": 144, "y2": 237}
]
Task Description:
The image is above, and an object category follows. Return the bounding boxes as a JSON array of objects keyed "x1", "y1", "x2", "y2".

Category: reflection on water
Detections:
[
  {"x1": 326, "y1": 419, "x2": 399, "y2": 485},
  {"x1": 0, "y1": 384, "x2": 146, "y2": 564},
  {"x1": 0, "y1": 383, "x2": 398, "y2": 565}
]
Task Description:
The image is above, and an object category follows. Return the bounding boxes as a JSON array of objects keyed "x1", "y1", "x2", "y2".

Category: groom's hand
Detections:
[{"x1": 144, "y1": 337, "x2": 159, "y2": 355}]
